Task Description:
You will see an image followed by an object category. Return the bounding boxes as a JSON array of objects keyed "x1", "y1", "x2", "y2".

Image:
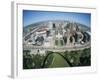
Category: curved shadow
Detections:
[{"x1": 41, "y1": 52, "x2": 73, "y2": 68}]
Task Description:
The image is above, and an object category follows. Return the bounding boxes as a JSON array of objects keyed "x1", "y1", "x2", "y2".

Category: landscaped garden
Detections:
[{"x1": 23, "y1": 48, "x2": 91, "y2": 69}]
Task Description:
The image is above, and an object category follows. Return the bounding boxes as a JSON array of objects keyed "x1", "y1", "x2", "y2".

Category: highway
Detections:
[
  {"x1": 23, "y1": 42, "x2": 90, "y2": 52},
  {"x1": 23, "y1": 21, "x2": 91, "y2": 52}
]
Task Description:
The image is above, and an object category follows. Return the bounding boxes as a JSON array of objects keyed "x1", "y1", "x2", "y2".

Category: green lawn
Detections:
[{"x1": 49, "y1": 53, "x2": 70, "y2": 68}]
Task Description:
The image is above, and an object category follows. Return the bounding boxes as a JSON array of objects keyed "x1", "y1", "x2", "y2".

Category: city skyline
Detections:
[{"x1": 23, "y1": 10, "x2": 91, "y2": 27}]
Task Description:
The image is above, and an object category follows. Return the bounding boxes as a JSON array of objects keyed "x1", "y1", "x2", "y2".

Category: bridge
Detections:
[{"x1": 23, "y1": 20, "x2": 91, "y2": 52}]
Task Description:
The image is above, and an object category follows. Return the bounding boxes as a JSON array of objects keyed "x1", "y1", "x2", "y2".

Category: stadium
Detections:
[{"x1": 23, "y1": 20, "x2": 91, "y2": 69}]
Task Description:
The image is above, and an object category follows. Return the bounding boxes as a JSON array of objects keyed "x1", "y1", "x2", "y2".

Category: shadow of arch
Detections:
[{"x1": 41, "y1": 52, "x2": 73, "y2": 68}]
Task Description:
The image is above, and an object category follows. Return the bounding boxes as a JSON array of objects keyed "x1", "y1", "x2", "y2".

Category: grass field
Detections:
[
  {"x1": 23, "y1": 48, "x2": 91, "y2": 69},
  {"x1": 49, "y1": 53, "x2": 70, "y2": 68}
]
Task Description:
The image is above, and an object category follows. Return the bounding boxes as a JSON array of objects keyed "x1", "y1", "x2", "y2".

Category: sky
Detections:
[{"x1": 23, "y1": 10, "x2": 91, "y2": 27}]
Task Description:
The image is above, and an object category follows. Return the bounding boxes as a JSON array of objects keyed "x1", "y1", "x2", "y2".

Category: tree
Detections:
[
  {"x1": 79, "y1": 48, "x2": 91, "y2": 66},
  {"x1": 23, "y1": 50, "x2": 33, "y2": 69}
]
